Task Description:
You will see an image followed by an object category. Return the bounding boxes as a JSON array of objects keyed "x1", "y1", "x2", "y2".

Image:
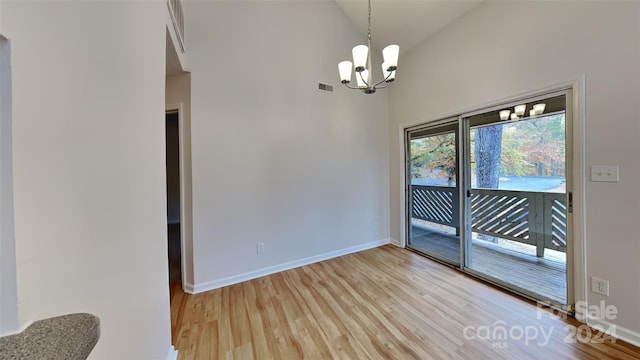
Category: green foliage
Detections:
[
  {"x1": 500, "y1": 114, "x2": 565, "y2": 177},
  {"x1": 501, "y1": 126, "x2": 530, "y2": 176},
  {"x1": 411, "y1": 113, "x2": 566, "y2": 182},
  {"x1": 410, "y1": 133, "x2": 456, "y2": 181}
]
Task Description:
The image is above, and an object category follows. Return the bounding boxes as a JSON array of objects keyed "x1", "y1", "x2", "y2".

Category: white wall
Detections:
[
  {"x1": 185, "y1": 0, "x2": 390, "y2": 290},
  {"x1": 2, "y1": 1, "x2": 172, "y2": 358},
  {"x1": 389, "y1": 1, "x2": 640, "y2": 340},
  {"x1": 166, "y1": 73, "x2": 194, "y2": 289},
  {"x1": 0, "y1": 32, "x2": 18, "y2": 336}
]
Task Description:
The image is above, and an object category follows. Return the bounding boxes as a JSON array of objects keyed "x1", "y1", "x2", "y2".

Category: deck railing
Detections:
[{"x1": 411, "y1": 185, "x2": 567, "y2": 257}]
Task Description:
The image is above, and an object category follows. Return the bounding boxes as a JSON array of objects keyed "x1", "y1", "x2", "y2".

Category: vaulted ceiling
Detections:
[
  {"x1": 166, "y1": 1, "x2": 483, "y2": 76},
  {"x1": 334, "y1": 0, "x2": 483, "y2": 53}
]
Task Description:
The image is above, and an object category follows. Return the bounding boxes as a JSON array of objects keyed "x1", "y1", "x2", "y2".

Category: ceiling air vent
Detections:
[{"x1": 318, "y1": 83, "x2": 333, "y2": 92}]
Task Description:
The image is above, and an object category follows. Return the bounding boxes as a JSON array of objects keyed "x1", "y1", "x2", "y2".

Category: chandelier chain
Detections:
[
  {"x1": 367, "y1": 0, "x2": 371, "y2": 42},
  {"x1": 365, "y1": 0, "x2": 372, "y2": 86}
]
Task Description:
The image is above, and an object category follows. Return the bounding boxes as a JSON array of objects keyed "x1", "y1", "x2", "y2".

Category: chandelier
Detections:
[
  {"x1": 338, "y1": 0, "x2": 399, "y2": 94},
  {"x1": 499, "y1": 103, "x2": 546, "y2": 121}
]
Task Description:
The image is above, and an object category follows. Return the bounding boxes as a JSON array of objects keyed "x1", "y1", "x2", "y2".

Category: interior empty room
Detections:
[{"x1": 1, "y1": 0, "x2": 639, "y2": 359}]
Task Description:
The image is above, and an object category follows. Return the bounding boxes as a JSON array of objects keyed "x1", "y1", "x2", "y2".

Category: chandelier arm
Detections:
[
  {"x1": 371, "y1": 71, "x2": 394, "y2": 88},
  {"x1": 342, "y1": 83, "x2": 361, "y2": 90},
  {"x1": 357, "y1": 70, "x2": 370, "y2": 87}
]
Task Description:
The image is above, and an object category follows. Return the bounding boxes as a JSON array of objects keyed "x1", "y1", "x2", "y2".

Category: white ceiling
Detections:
[
  {"x1": 335, "y1": 0, "x2": 483, "y2": 54},
  {"x1": 166, "y1": 1, "x2": 482, "y2": 76}
]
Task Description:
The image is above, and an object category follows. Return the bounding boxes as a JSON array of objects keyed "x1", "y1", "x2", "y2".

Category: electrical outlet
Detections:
[
  {"x1": 591, "y1": 276, "x2": 610, "y2": 296},
  {"x1": 257, "y1": 242, "x2": 265, "y2": 254}
]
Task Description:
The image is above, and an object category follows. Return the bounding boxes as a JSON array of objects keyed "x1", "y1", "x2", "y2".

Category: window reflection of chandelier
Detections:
[{"x1": 500, "y1": 103, "x2": 546, "y2": 121}]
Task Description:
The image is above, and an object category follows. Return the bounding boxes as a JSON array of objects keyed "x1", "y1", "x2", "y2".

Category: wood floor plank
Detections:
[{"x1": 171, "y1": 245, "x2": 640, "y2": 359}]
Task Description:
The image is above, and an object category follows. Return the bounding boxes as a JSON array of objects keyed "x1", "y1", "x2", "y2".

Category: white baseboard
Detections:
[
  {"x1": 390, "y1": 237, "x2": 402, "y2": 247},
  {"x1": 0, "y1": 328, "x2": 19, "y2": 337},
  {"x1": 587, "y1": 317, "x2": 640, "y2": 347},
  {"x1": 182, "y1": 282, "x2": 195, "y2": 295},
  {"x1": 166, "y1": 345, "x2": 178, "y2": 360},
  {"x1": 192, "y1": 238, "x2": 390, "y2": 294},
  {"x1": 0, "y1": 319, "x2": 22, "y2": 337}
]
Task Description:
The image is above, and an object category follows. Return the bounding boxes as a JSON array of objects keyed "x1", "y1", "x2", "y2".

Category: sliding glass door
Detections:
[
  {"x1": 407, "y1": 121, "x2": 460, "y2": 265},
  {"x1": 406, "y1": 91, "x2": 572, "y2": 306},
  {"x1": 463, "y1": 93, "x2": 570, "y2": 304}
]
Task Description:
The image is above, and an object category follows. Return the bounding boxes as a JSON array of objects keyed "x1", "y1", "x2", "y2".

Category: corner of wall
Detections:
[{"x1": 0, "y1": 32, "x2": 18, "y2": 336}]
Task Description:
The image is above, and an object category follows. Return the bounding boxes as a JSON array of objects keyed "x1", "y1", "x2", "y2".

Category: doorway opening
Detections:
[{"x1": 166, "y1": 111, "x2": 181, "y2": 285}]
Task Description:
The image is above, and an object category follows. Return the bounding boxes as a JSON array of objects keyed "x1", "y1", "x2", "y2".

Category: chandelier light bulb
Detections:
[
  {"x1": 338, "y1": 61, "x2": 353, "y2": 83},
  {"x1": 511, "y1": 113, "x2": 519, "y2": 120},
  {"x1": 382, "y1": 45, "x2": 399, "y2": 70},
  {"x1": 499, "y1": 110, "x2": 511, "y2": 121},
  {"x1": 352, "y1": 45, "x2": 368, "y2": 72},
  {"x1": 514, "y1": 104, "x2": 526, "y2": 116}
]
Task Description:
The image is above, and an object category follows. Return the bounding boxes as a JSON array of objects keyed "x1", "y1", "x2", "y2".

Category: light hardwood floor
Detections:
[{"x1": 170, "y1": 245, "x2": 640, "y2": 359}]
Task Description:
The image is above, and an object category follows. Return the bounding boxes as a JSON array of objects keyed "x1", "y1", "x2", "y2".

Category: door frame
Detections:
[
  {"x1": 398, "y1": 76, "x2": 586, "y2": 317},
  {"x1": 165, "y1": 103, "x2": 188, "y2": 289}
]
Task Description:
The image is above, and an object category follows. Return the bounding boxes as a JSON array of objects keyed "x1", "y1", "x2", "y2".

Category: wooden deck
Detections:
[{"x1": 409, "y1": 224, "x2": 567, "y2": 304}]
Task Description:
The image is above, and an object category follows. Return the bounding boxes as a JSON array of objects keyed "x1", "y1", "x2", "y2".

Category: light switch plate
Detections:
[{"x1": 591, "y1": 166, "x2": 619, "y2": 182}]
